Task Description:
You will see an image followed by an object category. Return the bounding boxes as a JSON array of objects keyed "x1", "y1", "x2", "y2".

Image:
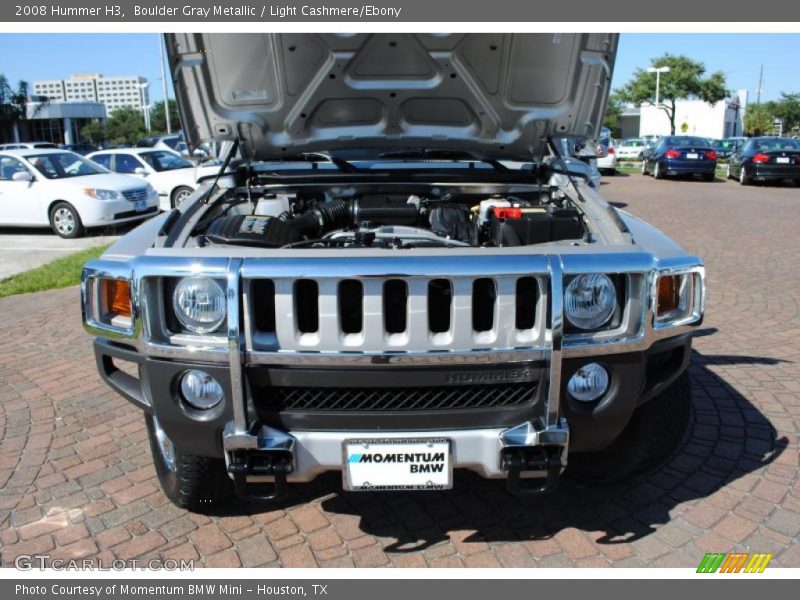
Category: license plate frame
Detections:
[
  {"x1": 686, "y1": 153, "x2": 699, "y2": 160},
  {"x1": 342, "y1": 438, "x2": 452, "y2": 492},
  {"x1": 776, "y1": 157, "x2": 790, "y2": 164}
]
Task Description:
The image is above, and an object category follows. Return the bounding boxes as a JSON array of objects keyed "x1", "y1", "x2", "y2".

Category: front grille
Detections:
[
  {"x1": 248, "y1": 273, "x2": 543, "y2": 353},
  {"x1": 256, "y1": 382, "x2": 537, "y2": 412},
  {"x1": 113, "y1": 207, "x2": 158, "y2": 220},
  {"x1": 122, "y1": 188, "x2": 150, "y2": 202}
]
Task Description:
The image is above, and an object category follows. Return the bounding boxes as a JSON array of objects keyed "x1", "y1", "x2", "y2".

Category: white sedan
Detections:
[
  {"x1": 0, "y1": 149, "x2": 158, "y2": 238},
  {"x1": 87, "y1": 148, "x2": 214, "y2": 211},
  {"x1": 615, "y1": 138, "x2": 648, "y2": 161}
]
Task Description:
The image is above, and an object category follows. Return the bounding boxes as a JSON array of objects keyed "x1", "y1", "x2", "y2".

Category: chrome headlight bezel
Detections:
[
  {"x1": 172, "y1": 276, "x2": 227, "y2": 334},
  {"x1": 564, "y1": 273, "x2": 618, "y2": 330},
  {"x1": 653, "y1": 268, "x2": 705, "y2": 329}
]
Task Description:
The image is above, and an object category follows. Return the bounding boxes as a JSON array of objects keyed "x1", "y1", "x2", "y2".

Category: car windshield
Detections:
[
  {"x1": 139, "y1": 151, "x2": 193, "y2": 172},
  {"x1": 26, "y1": 152, "x2": 104, "y2": 179},
  {"x1": 161, "y1": 137, "x2": 181, "y2": 150},
  {"x1": 752, "y1": 138, "x2": 800, "y2": 152},
  {"x1": 622, "y1": 139, "x2": 644, "y2": 147},
  {"x1": 663, "y1": 136, "x2": 710, "y2": 147}
]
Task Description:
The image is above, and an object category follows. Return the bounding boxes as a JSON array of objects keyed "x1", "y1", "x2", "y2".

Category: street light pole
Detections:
[
  {"x1": 647, "y1": 66, "x2": 671, "y2": 107},
  {"x1": 138, "y1": 83, "x2": 151, "y2": 131},
  {"x1": 159, "y1": 34, "x2": 172, "y2": 134}
]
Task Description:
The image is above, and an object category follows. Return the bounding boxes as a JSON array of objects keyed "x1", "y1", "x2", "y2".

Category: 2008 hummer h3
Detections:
[{"x1": 81, "y1": 33, "x2": 704, "y2": 509}]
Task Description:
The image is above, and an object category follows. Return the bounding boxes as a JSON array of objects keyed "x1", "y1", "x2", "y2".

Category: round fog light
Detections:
[
  {"x1": 180, "y1": 370, "x2": 224, "y2": 410},
  {"x1": 567, "y1": 363, "x2": 609, "y2": 402}
]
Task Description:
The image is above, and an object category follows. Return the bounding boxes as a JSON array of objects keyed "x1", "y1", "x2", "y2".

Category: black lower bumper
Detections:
[{"x1": 94, "y1": 332, "x2": 692, "y2": 459}]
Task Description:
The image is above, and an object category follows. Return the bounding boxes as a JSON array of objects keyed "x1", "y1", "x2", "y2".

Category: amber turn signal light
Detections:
[
  {"x1": 656, "y1": 275, "x2": 680, "y2": 315},
  {"x1": 100, "y1": 279, "x2": 132, "y2": 319}
]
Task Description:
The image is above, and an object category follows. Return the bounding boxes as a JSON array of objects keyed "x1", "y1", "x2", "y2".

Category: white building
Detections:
[
  {"x1": 639, "y1": 89, "x2": 748, "y2": 140},
  {"x1": 33, "y1": 74, "x2": 150, "y2": 115}
]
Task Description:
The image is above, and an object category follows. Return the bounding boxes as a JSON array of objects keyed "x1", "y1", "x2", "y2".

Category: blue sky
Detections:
[{"x1": 0, "y1": 33, "x2": 798, "y2": 104}]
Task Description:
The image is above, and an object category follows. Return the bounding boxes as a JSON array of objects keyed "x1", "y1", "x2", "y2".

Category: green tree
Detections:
[
  {"x1": 771, "y1": 92, "x2": 800, "y2": 134},
  {"x1": 744, "y1": 103, "x2": 776, "y2": 136},
  {"x1": 0, "y1": 76, "x2": 41, "y2": 142},
  {"x1": 104, "y1": 107, "x2": 146, "y2": 146},
  {"x1": 149, "y1": 99, "x2": 181, "y2": 134},
  {"x1": 617, "y1": 54, "x2": 728, "y2": 135},
  {"x1": 80, "y1": 120, "x2": 107, "y2": 145},
  {"x1": 602, "y1": 90, "x2": 625, "y2": 137}
]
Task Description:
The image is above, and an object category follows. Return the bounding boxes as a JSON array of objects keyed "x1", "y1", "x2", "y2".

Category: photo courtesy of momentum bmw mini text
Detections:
[{"x1": 0, "y1": 0, "x2": 799, "y2": 597}]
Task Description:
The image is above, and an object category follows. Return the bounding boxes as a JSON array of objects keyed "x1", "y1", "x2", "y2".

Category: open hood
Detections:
[{"x1": 166, "y1": 33, "x2": 618, "y2": 162}]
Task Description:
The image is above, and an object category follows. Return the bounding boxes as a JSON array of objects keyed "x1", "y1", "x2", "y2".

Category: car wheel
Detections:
[
  {"x1": 567, "y1": 372, "x2": 691, "y2": 484},
  {"x1": 170, "y1": 186, "x2": 194, "y2": 209},
  {"x1": 653, "y1": 161, "x2": 664, "y2": 179},
  {"x1": 739, "y1": 165, "x2": 751, "y2": 185},
  {"x1": 641, "y1": 160, "x2": 648, "y2": 175},
  {"x1": 49, "y1": 202, "x2": 84, "y2": 238},
  {"x1": 145, "y1": 414, "x2": 232, "y2": 511}
]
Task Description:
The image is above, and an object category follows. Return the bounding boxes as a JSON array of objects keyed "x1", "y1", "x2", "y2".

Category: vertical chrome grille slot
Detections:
[
  {"x1": 338, "y1": 280, "x2": 363, "y2": 334},
  {"x1": 515, "y1": 277, "x2": 538, "y2": 330},
  {"x1": 472, "y1": 278, "x2": 496, "y2": 332},
  {"x1": 252, "y1": 279, "x2": 276, "y2": 334},
  {"x1": 383, "y1": 279, "x2": 408, "y2": 334},
  {"x1": 294, "y1": 280, "x2": 319, "y2": 334},
  {"x1": 428, "y1": 279, "x2": 452, "y2": 334}
]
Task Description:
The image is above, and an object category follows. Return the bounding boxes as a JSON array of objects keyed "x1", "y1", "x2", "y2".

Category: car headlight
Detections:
[
  {"x1": 564, "y1": 273, "x2": 617, "y2": 330},
  {"x1": 172, "y1": 277, "x2": 226, "y2": 334},
  {"x1": 84, "y1": 188, "x2": 123, "y2": 201}
]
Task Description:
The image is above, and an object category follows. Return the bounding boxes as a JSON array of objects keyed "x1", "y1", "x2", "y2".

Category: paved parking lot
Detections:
[
  {"x1": 1, "y1": 174, "x2": 799, "y2": 568},
  {"x1": 0, "y1": 227, "x2": 130, "y2": 280}
]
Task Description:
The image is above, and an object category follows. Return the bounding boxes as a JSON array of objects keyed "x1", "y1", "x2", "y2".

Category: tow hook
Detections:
[
  {"x1": 228, "y1": 450, "x2": 293, "y2": 502},
  {"x1": 500, "y1": 446, "x2": 563, "y2": 496}
]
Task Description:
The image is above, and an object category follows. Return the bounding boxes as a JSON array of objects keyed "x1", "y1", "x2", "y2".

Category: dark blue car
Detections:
[
  {"x1": 641, "y1": 135, "x2": 717, "y2": 181},
  {"x1": 727, "y1": 137, "x2": 800, "y2": 185}
]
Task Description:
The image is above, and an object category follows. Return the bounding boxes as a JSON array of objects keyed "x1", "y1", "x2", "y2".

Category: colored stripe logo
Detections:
[
  {"x1": 348, "y1": 454, "x2": 362, "y2": 463},
  {"x1": 697, "y1": 552, "x2": 772, "y2": 573}
]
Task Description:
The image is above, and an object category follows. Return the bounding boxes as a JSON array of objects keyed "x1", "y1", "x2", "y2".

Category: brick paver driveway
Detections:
[{"x1": 1, "y1": 174, "x2": 799, "y2": 568}]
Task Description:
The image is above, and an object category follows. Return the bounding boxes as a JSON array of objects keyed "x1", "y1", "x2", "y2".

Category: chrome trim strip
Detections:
[
  {"x1": 245, "y1": 348, "x2": 548, "y2": 366},
  {"x1": 546, "y1": 255, "x2": 564, "y2": 427},
  {"x1": 240, "y1": 255, "x2": 551, "y2": 279},
  {"x1": 226, "y1": 258, "x2": 247, "y2": 434}
]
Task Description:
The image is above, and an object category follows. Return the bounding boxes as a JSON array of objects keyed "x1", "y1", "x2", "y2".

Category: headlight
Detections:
[
  {"x1": 173, "y1": 277, "x2": 226, "y2": 334},
  {"x1": 84, "y1": 188, "x2": 123, "y2": 201},
  {"x1": 564, "y1": 273, "x2": 617, "y2": 330}
]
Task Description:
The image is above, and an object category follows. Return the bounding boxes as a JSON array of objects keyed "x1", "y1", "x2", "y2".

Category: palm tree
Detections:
[{"x1": 0, "y1": 75, "x2": 48, "y2": 143}]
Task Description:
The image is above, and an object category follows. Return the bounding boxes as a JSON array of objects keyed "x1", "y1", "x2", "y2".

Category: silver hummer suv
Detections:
[{"x1": 82, "y1": 33, "x2": 705, "y2": 509}]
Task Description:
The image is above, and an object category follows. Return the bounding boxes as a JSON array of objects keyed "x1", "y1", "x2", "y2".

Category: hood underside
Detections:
[{"x1": 166, "y1": 33, "x2": 618, "y2": 161}]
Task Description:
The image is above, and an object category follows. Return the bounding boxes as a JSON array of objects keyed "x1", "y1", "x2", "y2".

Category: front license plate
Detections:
[
  {"x1": 686, "y1": 153, "x2": 699, "y2": 159},
  {"x1": 343, "y1": 438, "x2": 452, "y2": 491},
  {"x1": 777, "y1": 157, "x2": 790, "y2": 164},
  {"x1": 134, "y1": 200, "x2": 147, "y2": 212}
]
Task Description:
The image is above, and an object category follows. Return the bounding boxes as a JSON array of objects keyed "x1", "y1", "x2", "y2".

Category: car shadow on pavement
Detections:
[{"x1": 210, "y1": 350, "x2": 789, "y2": 551}]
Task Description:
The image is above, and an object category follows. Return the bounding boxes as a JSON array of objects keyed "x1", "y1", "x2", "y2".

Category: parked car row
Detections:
[
  {"x1": 639, "y1": 135, "x2": 800, "y2": 185},
  {"x1": 0, "y1": 145, "x2": 218, "y2": 238}
]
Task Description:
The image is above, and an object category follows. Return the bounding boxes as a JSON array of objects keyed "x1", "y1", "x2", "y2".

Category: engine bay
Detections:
[{"x1": 194, "y1": 185, "x2": 590, "y2": 250}]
